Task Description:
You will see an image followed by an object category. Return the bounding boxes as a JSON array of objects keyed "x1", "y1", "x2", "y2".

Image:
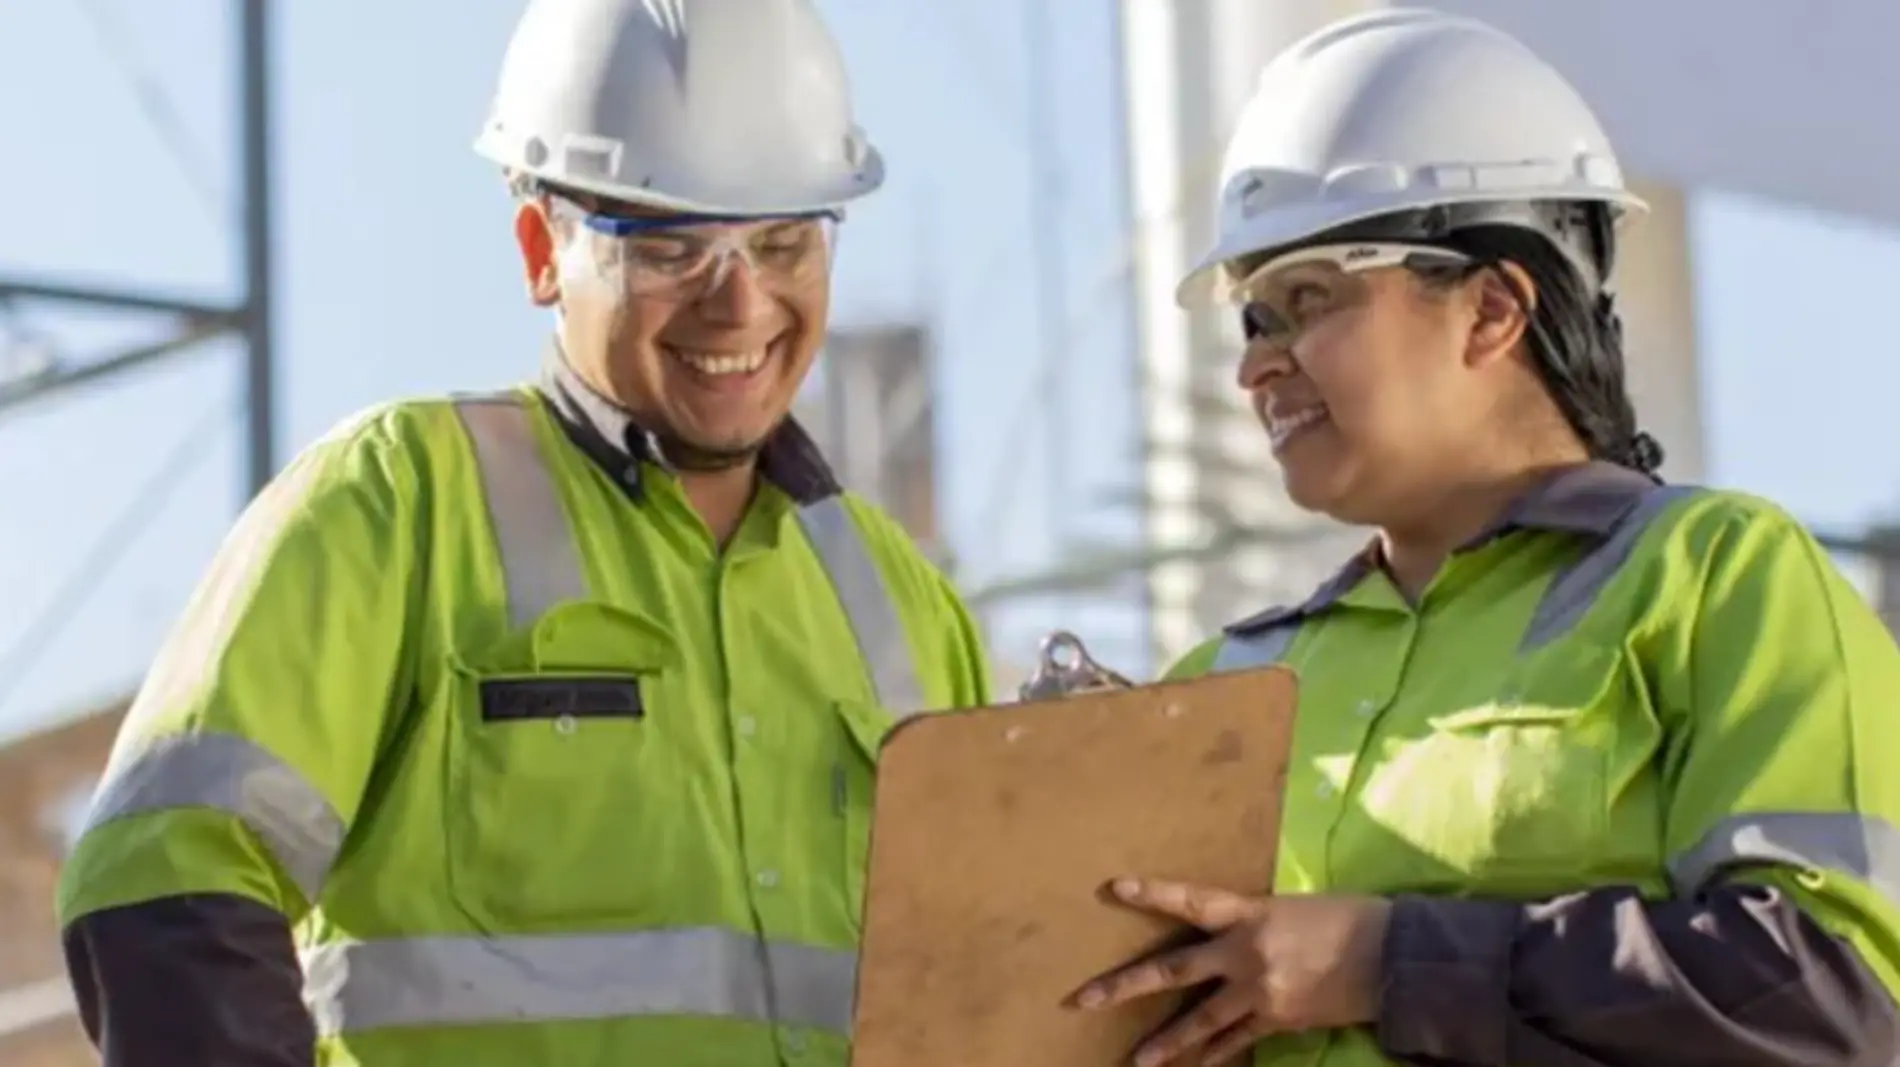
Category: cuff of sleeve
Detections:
[{"x1": 1375, "y1": 895, "x2": 1524, "y2": 1067}]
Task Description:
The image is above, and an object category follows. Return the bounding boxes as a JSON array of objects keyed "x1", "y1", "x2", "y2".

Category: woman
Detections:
[{"x1": 1068, "y1": 10, "x2": 1900, "y2": 1067}]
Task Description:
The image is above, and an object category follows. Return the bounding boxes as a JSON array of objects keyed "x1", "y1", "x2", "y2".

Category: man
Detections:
[{"x1": 54, "y1": 1, "x2": 994, "y2": 1064}]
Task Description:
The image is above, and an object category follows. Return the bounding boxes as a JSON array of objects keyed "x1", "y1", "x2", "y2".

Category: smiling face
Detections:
[
  {"x1": 514, "y1": 187, "x2": 835, "y2": 469},
  {"x1": 1230, "y1": 242, "x2": 1537, "y2": 526}
]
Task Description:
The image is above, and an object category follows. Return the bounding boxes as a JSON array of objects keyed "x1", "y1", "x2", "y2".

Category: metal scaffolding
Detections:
[
  {"x1": 0, "y1": 0, "x2": 278, "y2": 498},
  {"x1": 0, "y1": 1, "x2": 279, "y2": 720}
]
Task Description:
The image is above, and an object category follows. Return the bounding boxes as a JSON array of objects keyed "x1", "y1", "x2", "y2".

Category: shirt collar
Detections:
[
  {"x1": 1225, "y1": 461, "x2": 1658, "y2": 635},
  {"x1": 535, "y1": 339, "x2": 842, "y2": 505}
]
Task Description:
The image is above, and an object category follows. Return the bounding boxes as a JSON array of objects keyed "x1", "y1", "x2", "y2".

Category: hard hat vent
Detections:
[{"x1": 562, "y1": 136, "x2": 625, "y2": 184}]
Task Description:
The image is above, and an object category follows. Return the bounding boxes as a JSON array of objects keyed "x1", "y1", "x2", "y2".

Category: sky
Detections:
[{"x1": 2, "y1": 0, "x2": 1899, "y2": 739}]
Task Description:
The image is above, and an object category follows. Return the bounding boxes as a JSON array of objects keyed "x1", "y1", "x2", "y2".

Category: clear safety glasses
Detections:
[
  {"x1": 1225, "y1": 241, "x2": 1473, "y2": 346},
  {"x1": 546, "y1": 195, "x2": 840, "y2": 297}
]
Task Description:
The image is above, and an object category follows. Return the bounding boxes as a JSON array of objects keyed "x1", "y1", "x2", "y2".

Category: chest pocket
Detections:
[
  {"x1": 1354, "y1": 642, "x2": 1632, "y2": 891},
  {"x1": 443, "y1": 600, "x2": 682, "y2": 931}
]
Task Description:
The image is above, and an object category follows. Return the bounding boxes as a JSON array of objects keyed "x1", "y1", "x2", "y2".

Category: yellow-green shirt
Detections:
[
  {"x1": 58, "y1": 369, "x2": 992, "y2": 1067},
  {"x1": 1168, "y1": 462, "x2": 1900, "y2": 1067}
]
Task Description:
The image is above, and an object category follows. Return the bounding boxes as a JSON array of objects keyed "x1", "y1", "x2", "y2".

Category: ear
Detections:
[
  {"x1": 1465, "y1": 261, "x2": 1535, "y2": 369},
  {"x1": 513, "y1": 201, "x2": 561, "y2": 308}
]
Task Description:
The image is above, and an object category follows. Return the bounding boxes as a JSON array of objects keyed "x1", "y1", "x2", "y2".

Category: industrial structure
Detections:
[
  {"x1": 0, "y1": 0, "x2": 277, "y2": 497},
  {"x1": 798, "y1": 324, "x2": 947, "y2": 566}
]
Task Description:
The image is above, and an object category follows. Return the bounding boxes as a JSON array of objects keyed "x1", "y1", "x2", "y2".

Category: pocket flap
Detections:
[{"x1": 457, "y1": 601, "x2": 680, "y2": 676}]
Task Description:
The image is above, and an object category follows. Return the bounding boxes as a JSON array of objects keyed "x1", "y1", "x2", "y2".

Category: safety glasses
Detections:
[
  {"x1": 545, "y1": 194, "x2": 841, "y2": 297},
  {"x1": 1226, "y1": 241, "x2": 1472, "y2": 344}
]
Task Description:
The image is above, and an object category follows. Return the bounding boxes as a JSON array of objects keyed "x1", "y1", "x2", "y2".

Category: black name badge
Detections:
[{"x1": 480, "y1": 677, "x2": 645, "y2": 722}]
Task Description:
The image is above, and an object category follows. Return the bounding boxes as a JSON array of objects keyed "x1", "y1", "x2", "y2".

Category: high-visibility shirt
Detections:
[
  {"x1": 56, "y1": 383, "x2": 992, "y2": 1067},
  {"x1": 1166, "y1": 462, "x2": 1900, "y2": 1067}
]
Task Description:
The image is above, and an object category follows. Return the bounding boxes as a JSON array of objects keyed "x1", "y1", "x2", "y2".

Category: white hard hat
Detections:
[
  {"x1": 474, "y1": 0, "x2": 885, "y2": 217},
  {"x1": 1178, "y1": 7, "x2": 1646, "y2": 307}
]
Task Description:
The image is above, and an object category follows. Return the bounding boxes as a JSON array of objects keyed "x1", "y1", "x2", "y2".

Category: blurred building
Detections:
[
  {"x1": 0, "y1": 699, "x2": 122, "y2": 1066},
  {"x1": 798, "y1": 323, "x2": 1048, "y2": 684},
  {"x1": 797, "y1": 323, "x2": 946, "y2": 565}
]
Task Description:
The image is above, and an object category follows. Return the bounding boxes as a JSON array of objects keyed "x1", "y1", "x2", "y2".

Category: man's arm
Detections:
[{"x1": 56, "y1": 407, "x2": 428, "y2": 1067}]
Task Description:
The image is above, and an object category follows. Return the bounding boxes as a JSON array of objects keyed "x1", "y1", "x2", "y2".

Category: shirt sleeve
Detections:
[
  {"x1": 932, "y1": 568, "x2": 996, "y2": 708},
  {"x1": 1375, "y1": 501, "x2": 1900, "y2": 1067},
  {"x1": 844, "y1": 495, "x2": 995, "y2": 710},
  {"x1": 55, "y1": 406, "x2": 428, "y2": 1067}
]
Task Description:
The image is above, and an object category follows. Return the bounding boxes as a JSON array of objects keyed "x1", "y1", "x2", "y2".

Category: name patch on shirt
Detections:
[{"x1": 479, "y1": 677, "x2": 645, "y2": 722}]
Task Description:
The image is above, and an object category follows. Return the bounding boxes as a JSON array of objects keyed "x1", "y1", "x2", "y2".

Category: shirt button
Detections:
[
  {"x1": 1315, "y1": 781, "x2": 1336, "y2": 799},
  {"x1": 1354, "y1": 699, "x2": 1376, "y2": 718},
  {"x1": 756, "y1": 869, "x2": 780, "y2": 889},
  {"x1": 735, "y1": 716, "x2": 758, "y2": 738},
  {"x1": 620, "y1": 466, "x2": 639, "y2": 486}
]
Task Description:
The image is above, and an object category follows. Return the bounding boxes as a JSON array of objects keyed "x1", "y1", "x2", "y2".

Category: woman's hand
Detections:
[{"x1": 1068, "y1": 878, "x2": 1393, "y2": 1067}]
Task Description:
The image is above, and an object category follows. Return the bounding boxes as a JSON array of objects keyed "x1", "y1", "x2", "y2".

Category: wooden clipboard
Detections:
[{"x1": 849, "y1": 666, "x2": 1298, "y2": 1067}]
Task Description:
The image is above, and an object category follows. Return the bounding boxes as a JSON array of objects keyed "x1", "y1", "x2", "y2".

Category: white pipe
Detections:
[{"x1": 1121, "y1": 0, "x2": 1203, "y2": 664}]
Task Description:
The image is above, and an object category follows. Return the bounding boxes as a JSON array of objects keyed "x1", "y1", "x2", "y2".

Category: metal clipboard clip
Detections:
[{"x1": 1017, "y1": 630, "x2": 1136, "y2": 701}]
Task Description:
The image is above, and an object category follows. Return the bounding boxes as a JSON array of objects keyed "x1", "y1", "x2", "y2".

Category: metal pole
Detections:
[
  {"x1": 1106, "y1": 0, "x2": 1154, "y2": 673},
  {"x1": 239, "y1": 0, "x2": 276, "y2": 497},
  {"x1": 1022, "y1": 0, "x2": 1070, "y2": 549}
]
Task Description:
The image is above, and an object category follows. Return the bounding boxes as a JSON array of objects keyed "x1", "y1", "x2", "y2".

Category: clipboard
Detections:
[{"x1": 848, "y1": 662, "x2": 1298, "y2": 1067}]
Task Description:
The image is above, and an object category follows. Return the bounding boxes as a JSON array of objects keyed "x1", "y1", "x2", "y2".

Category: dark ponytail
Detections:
[
  {"x1": 1440, "y1": 222, "x2": 1665, "y2": 480},
  {"x1": 1587, "y1": 291, "x2": 1664, "y2": 475}
]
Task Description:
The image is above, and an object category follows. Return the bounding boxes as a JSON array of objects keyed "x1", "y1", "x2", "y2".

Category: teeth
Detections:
[
  {"x1": 1268, "y1": 406, "x2": 1327, "y2": 448},
  {"x1": 672, "y1": 348, "x2": 766, "y2": 376}
]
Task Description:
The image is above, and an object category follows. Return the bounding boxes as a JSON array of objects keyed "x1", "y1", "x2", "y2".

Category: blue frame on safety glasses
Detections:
[
  {"x1": 572, "y1": 207, "x2": 842, "y2": 238},
  {"x1": 1231, "y1": 241, "x2": 1471, "y2": 343}
]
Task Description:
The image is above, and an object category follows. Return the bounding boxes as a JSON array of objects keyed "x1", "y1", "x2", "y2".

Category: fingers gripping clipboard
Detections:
[{"x1": 849, "y1": 634, "x2": 1298, "y2": 1067}]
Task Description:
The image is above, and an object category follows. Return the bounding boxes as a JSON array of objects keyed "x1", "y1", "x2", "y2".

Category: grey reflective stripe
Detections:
[
  {"x1": 1668, "y1": 811, "x2": 1900, "y2": 909},
  {"x1": 795, "y1": 496, "x2": 926, "y2": 713},
  {"x1": 302, "y1": 927, "x2": 854, "y2": 1037},
  {"x1": 1209, "y1": 624, "x2": 1300, "y2": 673},
  {"x1": 1520, "y1": 485, "x2": 1699, "y2": 652},
  {"x1": 84, "y1": 732, "x2": 341, "y2": 903},
  {"x1": 455, "y1": 397, "x2": 589, "y2": 628}
]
